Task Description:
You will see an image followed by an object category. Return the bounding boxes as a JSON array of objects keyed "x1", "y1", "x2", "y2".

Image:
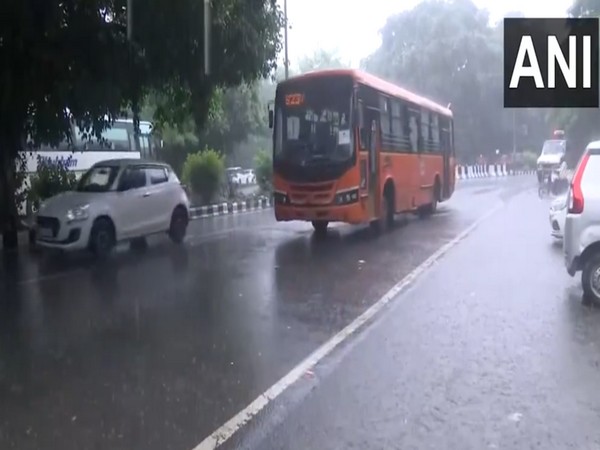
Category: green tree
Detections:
[
  {"x1": 0, "y1": 0, "x2": 283, "y2": 249},
  {"x1": 362, "y1": 0, "x2": 548, "y2": 162},
  {"x1": 543, "y1": 0, "x2": 600, "y2": 164},
  {"x1": 298, "y1": 50, "x2": 348, "y2": 73}
]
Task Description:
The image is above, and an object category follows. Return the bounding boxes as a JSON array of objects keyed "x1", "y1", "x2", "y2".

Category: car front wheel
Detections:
[
  {"x1": 582, "y1": 252, "x2": 600, "y2": 304},
  {"x1": 89, "y1": 218, "x2": 115, "y2": 258},
  {"x1": 169, "y1": 207, "x2": 188, "y2": 244}
]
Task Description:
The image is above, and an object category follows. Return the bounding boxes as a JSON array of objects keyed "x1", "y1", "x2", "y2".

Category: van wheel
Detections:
[
  {"x1": 582, "y1": 252, "x2": 600, "y2": 304},
  {"x1": 169, "y1": 207, "x2": 188, "y2": 244},
  {"x1": 312, "y1": 220, "x2": 328, "y2": 235},
  {"x1": 89, "y1": 218, "x2": 115, "y2": 258}
]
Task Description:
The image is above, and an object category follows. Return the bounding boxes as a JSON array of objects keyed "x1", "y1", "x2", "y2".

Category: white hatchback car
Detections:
[
  {"x1": 549, "y1": 193, "x2": 568, "y2": 239},
  {"x1": 35, "y1": 159, "x2": 190, "y2": 256}
]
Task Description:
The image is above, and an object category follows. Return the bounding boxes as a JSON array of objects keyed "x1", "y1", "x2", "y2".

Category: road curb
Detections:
[
  {"x1": 190, "y1": 196, "x2": 272, "y2": 220},
  {"x1": 456, "y1": 166, "x2": 535, "y2": 181}
]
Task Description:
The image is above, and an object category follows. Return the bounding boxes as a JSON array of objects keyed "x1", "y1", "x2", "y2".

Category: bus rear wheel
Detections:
[
  {"x1": 418, "y1": 181, "x2": 440, "y2": 219},
  {"x1": 312, "y1": 220, "x2": 328, "y2": 235}
]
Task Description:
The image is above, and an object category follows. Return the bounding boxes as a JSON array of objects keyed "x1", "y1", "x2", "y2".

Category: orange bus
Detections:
[{"x1": 268, "y1": 69, "x2": 455, "y2": 233}]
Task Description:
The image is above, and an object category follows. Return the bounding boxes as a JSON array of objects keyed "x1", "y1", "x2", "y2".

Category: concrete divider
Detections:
[
  {"x1": 455, "y1": 164, "x2": 534, "y2": 180},
  {"x1": 190, "y1": 196, "x2": 272, "y2": 219}
]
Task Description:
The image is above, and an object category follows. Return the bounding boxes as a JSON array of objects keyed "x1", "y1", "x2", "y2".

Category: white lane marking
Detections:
[{"x1": 191, "y1": 201, "x2": 505, "y2": 449}]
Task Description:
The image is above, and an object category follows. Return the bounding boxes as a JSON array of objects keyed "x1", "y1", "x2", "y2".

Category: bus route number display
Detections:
[{"x1": 285, "y1": 93, "x2": 304, "y2": 106}]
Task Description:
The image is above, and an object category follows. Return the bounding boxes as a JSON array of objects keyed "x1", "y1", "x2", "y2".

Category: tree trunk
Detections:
[{"x1": 0, "y1": 137, "x2": 20, "y2": 251}]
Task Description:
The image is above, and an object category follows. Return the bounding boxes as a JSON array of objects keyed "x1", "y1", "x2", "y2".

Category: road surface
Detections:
[{"x1": 2, "y1": 175, "x2": 595, "y2": 450}]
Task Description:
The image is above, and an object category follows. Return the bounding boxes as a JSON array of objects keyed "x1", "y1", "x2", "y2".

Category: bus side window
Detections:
[
  {"x1": 408, "y1": 107, "x2": 419, "y2": 152},
  {"x1": 379, "y1": 95, "x2": 391, "y2": 138},
  {"x1": 420, "y1": 109, "x2": 430, "y2": 152},
  {"x1": 431, "y1": 114, "x2": 440, "y2": 152},
  {"x1": 439, "y1": 117, "x2": 449, "y2": 153}
]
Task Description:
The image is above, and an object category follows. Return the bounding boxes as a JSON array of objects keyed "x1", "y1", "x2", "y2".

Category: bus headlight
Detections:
[
  {"x1": 66, "y1": 204, "x2": 90, "y2": 222},
  {"x1": 334, "y1": 188, "x2": 359, "y2": 205}
]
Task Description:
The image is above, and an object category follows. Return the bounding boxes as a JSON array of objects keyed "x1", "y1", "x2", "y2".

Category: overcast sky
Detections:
[{"x1": 278, "y1": 0, "x2": 573, "y2": 68}]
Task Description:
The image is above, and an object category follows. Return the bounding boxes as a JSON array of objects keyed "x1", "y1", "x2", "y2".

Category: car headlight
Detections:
[
  {"x1": 334, "y1": 188, "x2": 359, "y2": 205},
  {"x1": 66, "y1": 204, "x2": 90, "y2": 222}
]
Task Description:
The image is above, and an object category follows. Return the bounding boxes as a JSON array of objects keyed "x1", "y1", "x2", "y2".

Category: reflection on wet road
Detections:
[
  {"x1": 0, "y1": 176, "x2": 564, "y2": 450},
  {"x1": 234, "y1": 186, "x2": 600, "y2": 450}
]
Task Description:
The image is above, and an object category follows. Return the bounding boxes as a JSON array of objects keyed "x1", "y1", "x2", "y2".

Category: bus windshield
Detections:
[
  {"x1": 274, "y1": 77, "x2": 353, "y2": 166},
  {"x1": 74, "y1": 123, "x2": 132, "y2": 151}
]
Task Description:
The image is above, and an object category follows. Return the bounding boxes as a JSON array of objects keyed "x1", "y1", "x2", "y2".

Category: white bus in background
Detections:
[
  {"x1": 23, "y1": 119, "x2": 160, "y2": 175},
  {"x1": 19, "y1": 118, "x2": 162, "y2": 216}
]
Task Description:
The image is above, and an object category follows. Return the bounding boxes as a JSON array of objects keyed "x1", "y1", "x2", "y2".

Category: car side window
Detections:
[
  {"x1": 146, "y1": 167, "x2": 168, "y2": 185},
  {"x1": 118, "y1": 167, "x2": 147, "y2": 191}
]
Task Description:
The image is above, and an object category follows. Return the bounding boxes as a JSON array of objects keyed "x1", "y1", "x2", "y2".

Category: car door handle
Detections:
[{"x1": 142, "y1": 192, "x2": 151, "y2": 197}]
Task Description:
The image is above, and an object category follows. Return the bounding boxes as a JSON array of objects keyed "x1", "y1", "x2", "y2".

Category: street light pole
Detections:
[
  {"x1": 204, "y1": 0, "x2": 211, "y2": 75},
  {"x1": 127, "y1": 0, "x2": 133, "y2": 41},
  {"x1": 284, "y1": 0, "x2": 289, "y2": 79},
  {"x1": 126, "y1": 0, "x2": 140, "y2": 156}
]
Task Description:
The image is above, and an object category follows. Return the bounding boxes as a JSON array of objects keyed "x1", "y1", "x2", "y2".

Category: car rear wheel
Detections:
[
  {"x1": 89, "y1": 218, "x2": 115, "y2": 258},
  {"x1": 418, "y1": 184, "x2": 439, "y2": 219},
  {"x1": 582, "y1": 252, "x2": 600, "y2": 304},
  {"x1": 169, "y1": 207, "x2": 188, "y2": 244}
]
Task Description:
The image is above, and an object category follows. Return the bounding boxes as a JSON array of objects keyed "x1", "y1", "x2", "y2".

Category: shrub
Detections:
[
  {"x1": 28, "y1": 155, "x2": 78, "y2": 210},
  {"x1": 181, "y1": 148, "x2": 225, "y2": 204},
  {"x1": 254, "y1": 149, "x2": 272, "y2": 194}
]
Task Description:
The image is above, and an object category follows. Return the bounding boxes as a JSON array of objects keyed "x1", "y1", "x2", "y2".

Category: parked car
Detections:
[
  {"x1": 564, "y1": 141, "x2": 600, "y2": 303},
  {"x1": 225, "y1": 167, "x2": 256, "y2": 185},
  {"x1": 239, "y1": 169, "x2": 256, "y2": 184},
  {"x1": 34, "y1": 159, "x2": 190, "y2": 257},
  {"x1": 226, "y1": 166, "x2": 243, "y2": 183},
  {"x1": 549, "y1": 193, "x2": 567, "y2": 239}
]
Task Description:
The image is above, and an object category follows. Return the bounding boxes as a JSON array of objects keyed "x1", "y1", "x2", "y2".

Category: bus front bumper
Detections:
[{"x1": 274, "y1": 202, "x2": 366, "y2": 224}]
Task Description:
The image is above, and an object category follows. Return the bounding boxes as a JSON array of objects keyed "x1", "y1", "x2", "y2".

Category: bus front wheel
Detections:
[{"x1": 312, "y1": 220, "x2": 328, "y2": 235}]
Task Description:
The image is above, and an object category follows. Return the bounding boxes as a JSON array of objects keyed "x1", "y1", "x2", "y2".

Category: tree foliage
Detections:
[
  {"x1": 298, "y1": 50, "x2": 348, "y2": 73},
  {"x1": 362, "y1": 0, "x2": 550, "y2": 162},
  {"x1": 543, "y1": 0, "x2": 600, "y2": 158},
  {"x1": 0, "y1": 0, "x2": 283, "y2": 247},
  {"x1": 181, "y1": 148, "x2": 225, "y2": 205}
]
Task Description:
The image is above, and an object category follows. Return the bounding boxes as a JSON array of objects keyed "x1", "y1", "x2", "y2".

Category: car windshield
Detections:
[
  {"x1": 274, "y1": 77, "x2": 352, "y2": 165},
  {"x1": 542, "y1": 139, "x2": 566, "y2": 155},
  {"x1": 77, "y1": 165, "x2": 120, "y2": 192}
]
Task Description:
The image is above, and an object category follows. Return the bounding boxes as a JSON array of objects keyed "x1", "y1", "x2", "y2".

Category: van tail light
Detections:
[{"x1": 568, "y1": 153, "x2": 589, "y2": 214}]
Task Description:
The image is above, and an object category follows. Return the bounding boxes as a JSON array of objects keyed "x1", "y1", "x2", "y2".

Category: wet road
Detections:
[
  {"x1": 230, "y1": 186, "x2": 600, "y2": 450},
  {"x1": 0, "y1": 176, "x2": 551, "y2": 450}
]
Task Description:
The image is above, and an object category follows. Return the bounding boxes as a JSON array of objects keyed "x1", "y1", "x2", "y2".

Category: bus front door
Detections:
[{"x1": 367, "y1": 116, "x2": 380, "y2": 220}]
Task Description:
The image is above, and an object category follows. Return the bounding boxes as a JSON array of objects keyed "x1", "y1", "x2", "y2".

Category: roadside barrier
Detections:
[
  {"x1": 455, "y1": 164, "x2": 535, "y2": 180},
  {"x1": 190, "y1": 196, "x2": 271, "y2": 219}
]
